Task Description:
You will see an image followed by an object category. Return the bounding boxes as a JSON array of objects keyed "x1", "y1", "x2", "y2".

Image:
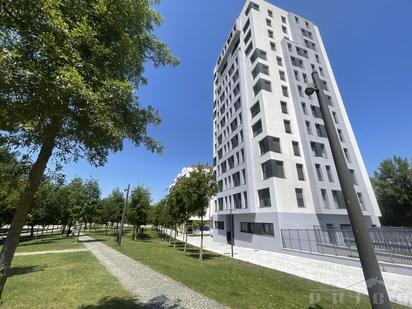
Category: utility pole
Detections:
[
  {"x1": 118, "y1": 184, "x2": 130, "y2": 246},
  {"x1": 305, "y1": 72, "x2": 391, "y2": 309}
]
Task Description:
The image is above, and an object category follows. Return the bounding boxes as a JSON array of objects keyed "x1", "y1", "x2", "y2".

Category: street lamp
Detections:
[
  {"x1": 305, "y1": 71, "x2": 391, "y2": 308},
  {"x1": 117, "y1": 184, "x2": 130, "y2": 246},
  {"x1": 229, "y1": 204, "x2": 234, "y2": 258}
]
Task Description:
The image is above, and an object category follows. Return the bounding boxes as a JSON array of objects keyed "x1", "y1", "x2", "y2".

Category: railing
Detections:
[
  {"x1": 281, "y1": 227, "x2": 412, "y2": 266},
  {"x1": 0, "y1": 225, "x2": 63, "y2": 240}
]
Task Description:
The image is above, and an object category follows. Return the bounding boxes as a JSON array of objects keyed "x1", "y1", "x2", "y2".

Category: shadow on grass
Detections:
[
  {"x1": 308, "y1": 305, "x2": 324, "y2": 309},
  {"x1": 9, "y1": 265, "x2": 45, "y2": 277},
  {"x1": 80, "y1": 295, "x2": 184, "y2": 309},
  {"x1": 134, "y1": 233, "x2": 151, "y2": 241},
  {"x1": 186, "y1": 251, "x2": 221, "y2": 260},
  {"x1": 79, "y1": 297, "x2": 142, "y2": 309}
]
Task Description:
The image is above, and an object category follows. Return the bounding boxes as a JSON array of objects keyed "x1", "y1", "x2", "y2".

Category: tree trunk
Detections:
[
  {"x1": 76, "y1": 224, "x2": 82, "y2": 243},
  {"x1": 105, "y1": 224, "x2": 108, "y2": 235},
  {"x1": 40, "y1": 225, "x2": 46, "y2": 238},
  {"x1": 61, "y1": 224, "x2": 66, "y2": 234},
  {"x1": 133, "y1": 225, "x2": 136, "y2": 240},
  {"x1": 0, "y1": 129, "x2": 57, "y2": 298},
  {"x1": 184, "y1": 222, "x2": 188, "y2": 252},
  {"x1": 168, "y1": 228, "x2": 173, "y2": 245},
  {"x1": 199, "y1": 216, "x2": 204, "y2": 261},
  {"x1": 173, "y1": 225, "x2": 177, "y2": 248},
  {"x1": 66, "y1": 220, "x2": 73, "y2": 237},
  {"x1": 30, "y1": 225, "x2": 35, "y2": 237}
]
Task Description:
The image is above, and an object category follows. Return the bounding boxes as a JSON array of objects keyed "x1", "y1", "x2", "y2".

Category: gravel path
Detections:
[
  {"x1": 79, "y1": 235, "x2": 226, "y2": 309},
  {"x1": 15, "y1": 248, "x2": 88, "y2": 256}
]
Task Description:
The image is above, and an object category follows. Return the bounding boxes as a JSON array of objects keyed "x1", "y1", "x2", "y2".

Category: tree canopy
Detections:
[{"x1": 372, "y1": 156, "x2": 412, "y2": 227}]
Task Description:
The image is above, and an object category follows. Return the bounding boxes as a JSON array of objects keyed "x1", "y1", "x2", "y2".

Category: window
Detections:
[
  {"x1": 315, "y1": 164, "x2": 323, "y2": 181},
  {"x1": 301, "y1": 28, "x2": 313, "y2": 39},
  {"x1": 268, "y1": 30, "x2": 274, "y2": 38},
  {"x1": 332, "y1": 111, "x2": 339, "y2": 124},
  {"x1": 233, "y1": 193, "x2": 242, "y2": 209},
  {"x1": 244, "y1": 30, "x2": 252, "y2": 45},
  {"x1": 292, "y1": 141, "x2": 300, "y2": 156},
  {"x1": 227, "y1": 156, "x2": 234, "y2": 170},
  {"x1": 315, "y1": 54, "x2": 320, "y2": 64},
  {"x1": 315, "y1": 124, "x2": 327, "y2": 138},
  {"x1": 242, "y1": 168, "x2": 246, "y2": 184},
  {"x1": 230, "y1": 118, "x2": 238, "y2": 131},
  {"x1": 221, "y1": 161, "x2": 227, "y2": 173},
  {"x1": 262, "y1": 160, "x2": 285, "y2": 179},
  {"x1": 326, "y1": 165, "x2": 334, "y2": 182},
  {"x1": 343, "y1": 148, "x2": 351, "y2": 163},
  {"x1": 270, "y1": 41, "x2": 276, "y2": 51},
  {"x1": 234, "y1": 98, "x2": 241, "y2": 111},
  {"x1": 250, "y1": 48, "x2": 267, "y2": 64},
  {"x1": 258, "y1": 188, "x2": 271, "y2": 207},
  {"x1": 321, "y1": 189, "x2": 330, "y2": 209},
  {"x1": 311, "y1": 142, "x2": 327, "y2": 158},
  {"x1": 252, "y1": 63, "x2": 269, "y2": 79},
  {"x1": 301, "y1": 102, "x2": 308, "y2": 115},
  {"x1": 296, "y1": 164, "x2": 305, "y2": 181},
  {"x1": 305, "y1": 121, "x2": 312, "y2": 135},
  {"x1": 266, "y1": 18, "x2": 272, "y2": 27},
  {"x1": 303, "y1": 73, "x2": 308, "y2": 83},
  {"x1": 281, "y1": 16, "x2": 287, "y2": 23},
  {"x1": 290, "y1": 56, "x2": 304, "y2": 68},
  {"x1": 253, "y1": 79, "x2": 272, "y2": 96},
  {"x1": 281, "y1": 85, "x2": 289, "y2": 97},
  {"x1": 282, "y1": 26, "x2": 287, "y2": 34},
  {"x1": 311, "y1": 105, "x2": 322, "y2": 119},
  {"x1": 295, "y1": 188, "x2": 305, "y2": 208},
  {"x1": 304, "y1": 39, "x2": 316, "y2": 50},
  {"x1": 276, "y1": 56, "x2": 283, "y2": 66},
  {"x1": 259, "y1": 136, "x2": 281, "y2": 155},
  {"x1": 240, "y1": 222, "x2": 274, "y2": 236},
  {"x1": 231, "y1": 135, "x2": 239, "y2": 148},
  {"x1": 215, "y1": 221, "x2": 224, "y2": 230},
  {"x1": 338, "y1": 129, "x2": 344, "y2": 142},
  {"x1": 268, "y1": 10, "x2": 273, "y2": 17},
  {"x1": 284, "y1": 120, "x2": 292, "y2": 134},
  {"x1": 250, "y1": 101, "x2": 260, "y2": 118},
  {"x1": 297, "y1": 85, "x2": 304, "y2": 97},
  {"x1": 245, "y1": 42, "x2": 253, "y2": 56},
  {"x1": 243, "y1": 19, "x2": 251, "y2": 33},
  {"x1": 233, "y1": 171, "x2": 241, "y2": 187},
  {"x1": 357, "y1": 192, "x2": 366, "y2": 211},
  {"x1": 350, "y1": 169, "x2": 358, "y2": 185},
  {"x1": 295, "y1": 16, "x2": 299, "y2": 23},
  {"x1": 280, "y1": 101, "x2": 288, "y2": 114},
  {"x1": 294, "y1": 70, "x2": 300, "y2": 81},
  {"x1": 252, "y1": 120, "x2": 262, "y2": 137},
  {"x1": 279, "y1": 70, "x2": 286, "y2": 81},
  {"x1": 296, "y1": 46, "x2": 308, "y2": 58},
  {"x1": 332, "y1": 190, "x2": 345, "y2": 209},
  {"x1": 244, "y1": 192, "x2": 248, "y2": 208}
]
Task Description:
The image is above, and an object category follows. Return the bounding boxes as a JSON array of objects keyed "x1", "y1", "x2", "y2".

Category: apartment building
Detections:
[{"x1": 212, "y1": 0, "x2": 381, "y2": 251}]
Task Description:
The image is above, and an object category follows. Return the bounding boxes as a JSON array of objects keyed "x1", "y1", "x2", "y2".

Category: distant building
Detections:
[{"x1": 211, "y1": 0, "x2": 381, "y2": 251}]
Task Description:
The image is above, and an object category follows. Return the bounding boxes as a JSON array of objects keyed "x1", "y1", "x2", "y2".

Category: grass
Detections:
[
  {"x1": 86, "y1": 229, "x2": 406, "y2": 309},
  {"x1": 0, "y1": 233, "x2": 84, "y2": 253},
  {"x1": 1, "y1": 235, "x2": 138, "y2": 309}
]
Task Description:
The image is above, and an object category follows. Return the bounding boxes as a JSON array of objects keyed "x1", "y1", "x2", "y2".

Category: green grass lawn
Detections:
[
  {"x1": 87, "y1": 229, "x2": 405, "y2": 309},
  {"x1": 1, "y1": 235, "x2": 139, "y2": 309},
  {"x1": 0, "y1": 234, "x2": 84, "y2": 253}
]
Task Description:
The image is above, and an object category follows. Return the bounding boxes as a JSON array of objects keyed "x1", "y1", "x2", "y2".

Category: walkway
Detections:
[
  {"x1": 176, "y1": 232, "x2": 412, "y2": 307},
  {"x1": 15, "y1": 248, "x2": 88, "y2": 256},
  {"x1": 79, "y1": 235, "x2": 226, "y2": 309}
]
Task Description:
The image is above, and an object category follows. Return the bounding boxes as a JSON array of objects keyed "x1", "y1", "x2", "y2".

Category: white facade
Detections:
[{"x1": 212, "y1": 0, "x2": 381, "y2": 251}]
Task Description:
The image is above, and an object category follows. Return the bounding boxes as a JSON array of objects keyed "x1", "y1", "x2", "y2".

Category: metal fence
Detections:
[{"x1": 281, "y1": 226, "x2": 412, "y2": 266}]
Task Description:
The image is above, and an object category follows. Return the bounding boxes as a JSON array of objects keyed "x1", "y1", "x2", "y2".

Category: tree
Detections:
[
  {"x1": 127, "y1": 186, "x2": 151, "y2": 240},
  {"x1": 101, "y1": 188, "x2": 125, "y2": 233},
  {"x1": 371, "y1": 156, "x2": 412, "y2": 227},
  {"x1": 0, "y1": 148, "x2": 29, "y2": 227},
  {"x1": 177, "y1": 166, "x2": 217, "y2": 260},
  {"x1": 168, "y1": 176, "x2": 192, "y2": 251},
  {"x1": 0, "y1": 0, "x2": 177, "y2": 295}
]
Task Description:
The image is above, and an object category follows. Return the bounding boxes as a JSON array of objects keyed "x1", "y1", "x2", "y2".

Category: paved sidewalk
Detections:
[
  {"x1": 15, "y1": 248, "x2": 88, "y2": 256},
  {"x1": 174, "y1": 232, "x2": 412, "y2": 307},
  {"x1": 80, "y1": 235, "x2": 226, "y2": 309}
]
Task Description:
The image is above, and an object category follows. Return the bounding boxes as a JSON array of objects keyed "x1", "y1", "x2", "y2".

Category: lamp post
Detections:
[
  {"x1": 229, "y1": 205, "x2": 234, "y2": 258},
  {"x1": 117, "y1": 184, "x2": 130, "y2": 246},
  {"x1": 305, "y1": 72, "x2": 391, "y2": 308}
]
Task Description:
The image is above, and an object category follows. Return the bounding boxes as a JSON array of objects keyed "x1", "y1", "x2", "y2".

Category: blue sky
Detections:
[{"x1": 61, "y1": 0, "x2": 412, "y2": 201}]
